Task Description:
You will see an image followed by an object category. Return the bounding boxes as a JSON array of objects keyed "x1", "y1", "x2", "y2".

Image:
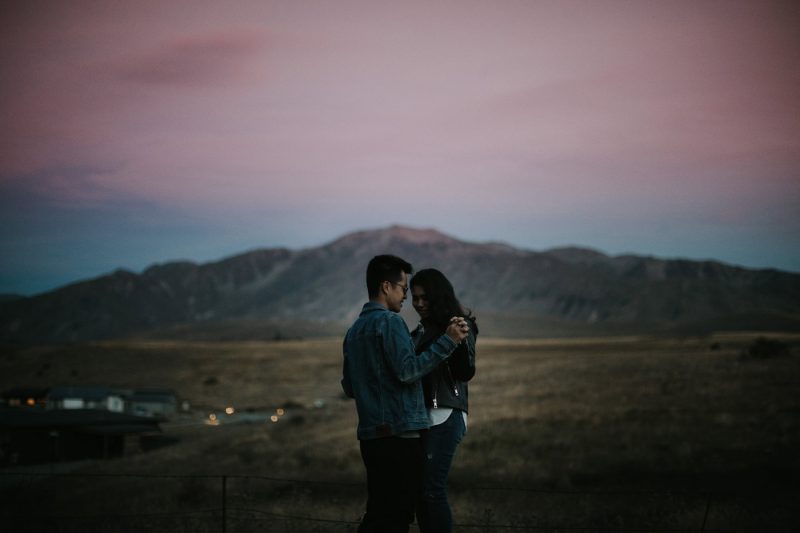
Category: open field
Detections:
[{"x1": 1, "y1": 332, "x2": 799, "y2": 532}]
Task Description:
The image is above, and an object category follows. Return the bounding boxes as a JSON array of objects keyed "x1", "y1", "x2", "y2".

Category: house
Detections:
[
  {"x1": 127, "y1": 388, "x2": 178, "y2": 419},
  {"x1": 46, "y1": 386, "x2": 125, "y2": 413}
]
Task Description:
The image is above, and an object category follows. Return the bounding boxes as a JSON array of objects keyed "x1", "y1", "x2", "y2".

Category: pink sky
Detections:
[{"x1": 1, "y1": 0, "x2": 799, "y2": 294}]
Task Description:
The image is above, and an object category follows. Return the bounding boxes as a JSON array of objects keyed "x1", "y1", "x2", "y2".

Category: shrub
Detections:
[{"x1": 742, "y1": 337, "x2": 790, "y2": 359}]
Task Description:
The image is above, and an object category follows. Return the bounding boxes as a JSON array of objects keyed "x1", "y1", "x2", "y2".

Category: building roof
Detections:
[{"x1": 47, "y1": 386, "x2": 121, "y2": 401}]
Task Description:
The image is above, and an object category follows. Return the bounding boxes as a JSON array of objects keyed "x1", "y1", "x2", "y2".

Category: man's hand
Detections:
[{"x1": 445, "y1": 316, "x2": 470, "y2": 344}]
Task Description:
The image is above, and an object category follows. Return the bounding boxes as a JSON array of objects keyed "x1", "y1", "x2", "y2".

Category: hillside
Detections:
[{"x1": 1, "y1": 225, "x2": 798, "y2": 342}]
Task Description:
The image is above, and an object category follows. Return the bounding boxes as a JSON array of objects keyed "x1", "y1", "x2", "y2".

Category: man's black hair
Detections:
[{"x1": 366, "y1": 255, "x2": 413, "y2": 299}]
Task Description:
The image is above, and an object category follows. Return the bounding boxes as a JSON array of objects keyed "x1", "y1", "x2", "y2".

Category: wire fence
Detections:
[{"x1": 1, "y1": 470, "x2": 797, "y2": 532}]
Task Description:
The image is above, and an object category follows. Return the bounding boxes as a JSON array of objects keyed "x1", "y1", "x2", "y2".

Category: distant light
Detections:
[
  {"x1": 276, "y1": 408, "x2": 285, "y2": 416},
  {"x1": 225, "y1": 407, "x2": 235, "y2": 415},
  {"x1": 26, "y1": 398, "x2": 36, "y2": 406},
  {"x1": 270, "y1": 415, "x2": 278, "y2": 423},
  {"x1": 209, "y1": 413, "x2": 217, "y2": 421}
]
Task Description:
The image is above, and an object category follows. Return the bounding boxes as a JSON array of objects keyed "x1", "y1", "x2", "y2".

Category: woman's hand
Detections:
[{"x1": 445, "y1": 316, "x2": 469, "y2": 344}]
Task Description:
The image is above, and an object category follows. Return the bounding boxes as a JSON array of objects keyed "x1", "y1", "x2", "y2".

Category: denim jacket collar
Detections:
[{"x1": 360, "y1": 301, "x2": 388, "y2": 315}]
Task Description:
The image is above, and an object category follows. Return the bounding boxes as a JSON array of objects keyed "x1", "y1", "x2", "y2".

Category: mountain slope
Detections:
[{"x1": 1, "y1": 225, "x2": 798, "y2": 342}]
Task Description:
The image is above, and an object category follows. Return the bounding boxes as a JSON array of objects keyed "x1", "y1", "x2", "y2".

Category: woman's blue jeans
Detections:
[{"x1": 417, "y1": 409, "x2": 466, "y2": 533}]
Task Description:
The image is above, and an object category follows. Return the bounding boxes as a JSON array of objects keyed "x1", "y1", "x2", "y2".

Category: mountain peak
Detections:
[
  {"x1": 328, "y1": 224, "x2": 462, "y2": 248},
  {"x1": 2, "y1": 223, "x2": 799, "y2": 342},
  {"x1": 546, "y1": 246, "x2": 610, "y2": 264},
  {"x1": 384, "y1": 225, "x2": 460, "y2": 244}
]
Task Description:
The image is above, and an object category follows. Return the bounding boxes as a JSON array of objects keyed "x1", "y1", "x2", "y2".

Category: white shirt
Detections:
[{"x1": 429, "y1": 407, "x2": 467, "y2": 430}]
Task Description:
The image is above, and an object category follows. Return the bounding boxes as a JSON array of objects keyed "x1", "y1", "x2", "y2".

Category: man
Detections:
[{"x1": 342, "y1": 254, "x2": 469, "y2": 533}]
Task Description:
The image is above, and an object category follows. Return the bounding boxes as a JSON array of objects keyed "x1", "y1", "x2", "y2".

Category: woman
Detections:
[{"x1": 409, "y1": 268, "x2": 477, "y2": 533}]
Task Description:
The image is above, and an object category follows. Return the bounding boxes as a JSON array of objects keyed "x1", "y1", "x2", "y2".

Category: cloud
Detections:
[
  {"x1": 0, "y1": 166, "x2": 127, "y2": 211},
  {"x1": 114, "y1": 29, "x2": 266, "y2": 87}
]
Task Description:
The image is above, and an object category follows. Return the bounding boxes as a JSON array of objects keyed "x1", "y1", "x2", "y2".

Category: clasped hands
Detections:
[{"x1": 445, "y1": 316, "x2": 470, "y2": 343}]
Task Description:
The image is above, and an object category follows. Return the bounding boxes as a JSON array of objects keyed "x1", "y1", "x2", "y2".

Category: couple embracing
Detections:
[{"x1": 342, "y1": 254, "x2": 478, "y2": 533}]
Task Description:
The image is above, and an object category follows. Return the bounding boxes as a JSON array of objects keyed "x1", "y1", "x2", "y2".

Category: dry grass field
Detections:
[{"x1": 1, "y1": 332, "x2": 799, "y2": 532}]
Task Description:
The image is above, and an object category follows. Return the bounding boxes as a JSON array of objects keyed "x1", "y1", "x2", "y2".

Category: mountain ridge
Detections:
[{"x1": 1, "y1": 225, "x2": 798, "y2": 342}]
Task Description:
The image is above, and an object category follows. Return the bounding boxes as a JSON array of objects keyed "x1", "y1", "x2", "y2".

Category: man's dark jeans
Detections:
[
  {"x1": 358, "y1": 436, "x2": 423, "y2": 533},
  {"x1": 417, "y1": 410, "x2": 466, "y2": 533}
]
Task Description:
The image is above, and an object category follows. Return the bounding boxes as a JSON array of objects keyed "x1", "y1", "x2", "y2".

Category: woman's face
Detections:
[{"x1": 411, "y1": 285, "x2": 430, "y2": 320}]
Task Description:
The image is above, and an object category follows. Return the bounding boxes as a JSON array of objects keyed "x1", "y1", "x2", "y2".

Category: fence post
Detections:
[
  {"x1": 700, "y1": 492, "x2": 712, "y2": 531},
  {"x1": 222, "y1": 475, "x2": 227, "y2": 533}
]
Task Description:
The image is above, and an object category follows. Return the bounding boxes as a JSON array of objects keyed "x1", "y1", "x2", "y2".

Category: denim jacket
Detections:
[{"x1": 342, "y1": 302, "x2": 458, "y2": 440}]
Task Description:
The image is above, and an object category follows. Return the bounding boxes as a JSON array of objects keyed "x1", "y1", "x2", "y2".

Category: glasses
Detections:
[{"x1": 389, "y1": 281, "x2": 408, "y2": 295}]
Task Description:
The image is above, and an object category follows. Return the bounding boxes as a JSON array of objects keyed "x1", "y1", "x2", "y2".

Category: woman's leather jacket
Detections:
[{"x1": 411, "y1": 317, "x2": 477, "y2": 413}]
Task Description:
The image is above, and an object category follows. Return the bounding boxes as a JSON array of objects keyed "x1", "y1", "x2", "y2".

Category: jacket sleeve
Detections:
[
  {"x1": 448, "y1": 324, "x2": 476, "y2": 382},
  {"x1": 341, "y1": 336, "x2": 354, "y2": 398},
  {"x1": 382, "y1": 314, "x2": 457, "y2": 384}
]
